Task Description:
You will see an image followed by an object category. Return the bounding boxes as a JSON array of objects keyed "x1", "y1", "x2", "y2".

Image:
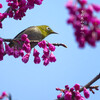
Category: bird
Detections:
[{"x1": 9, "y1": 25, "x2": 57, "y2": 49}]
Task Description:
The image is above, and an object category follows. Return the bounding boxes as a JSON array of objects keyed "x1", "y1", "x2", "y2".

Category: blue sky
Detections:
[{"x1": 0, "y1": 0, "x2": 100, "y2": 100}]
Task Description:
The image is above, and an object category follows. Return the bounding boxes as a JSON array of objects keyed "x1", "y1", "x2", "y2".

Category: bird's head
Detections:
[{"x1": 37, "y1": 25, "x2": 57, "y2": 38}]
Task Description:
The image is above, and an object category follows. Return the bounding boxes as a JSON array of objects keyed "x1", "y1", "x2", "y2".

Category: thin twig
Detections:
[
  {"x1": 52, "y1": 43, "x2": 67, "y2": 48},
  {"x1": 79, "y1": 73, "x2": 100, "y2": 92}
]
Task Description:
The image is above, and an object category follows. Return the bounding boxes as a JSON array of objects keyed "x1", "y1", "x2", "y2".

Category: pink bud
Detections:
[
  {"x1": 74, "y1": 84, "x2": 80, "y2": 91},
  {"x1": 43, "y1": 47, "x2": 49, "y2": 57},
  {"x1": 92, "y1": 4, "x2": 100, "y2": 12},
  {"x1": 0, "y1": 3, "x2": 2, "y2": 8},
  {"x1": 19, "y1": 49, "x2": 24, "y2": 57},
  {"x1": 83, "y1": 88, "x2": 90, "y2": 98},
  {"x1": 56, "y1": 88, "x2": 61, "y2": 91},
  {"x1": 22, "y1": 43, "x2": 31, "y2": 53},
  {"x1": 64, "y1": 91, "x2": 72, "y2": 100},
  {"x1": 2, "y1": 91, "x2": 7, "y2": 97},
  {"x1": 49, "y1": 52, "x2": 56, "y2": 62},
  {"x1": 34, "y1": 56, "x2": 41, "y2": 64},
  {"x1": 21, "y1": 34, "x2": 28, "y2": 41},
  {"x1": 13, "y1": 49, "x2": 20, "y2": 58},
  {"x1": 65, "y1": 85, "x2": 69, "y2": 90},
  {"x1": 38, "y1": 40, "x2": 47, "y2": 49},
  {"x1": 75, "y1": 91, "x2": 81, "y2": 100},
  {"x1": 22, "y1": 53, "x2": 30, "y2": 63},
  {"x1": 57, "y1": 93, "x2": 62, "y2": 99},
  {"x1": 48, "y1": 43, "x2": 55, "y2": 51},
  {"x1": 43, "y1": 58, "x2": 49, "y2": 66},
  {"x1": 34, "y1": 0, "x2": 43, "y2": 5},
  {"x1": 33, "y1": 48, "x2": 40, "y2": 57},
  {"x1": 25, "y1": 38, "x2": 30, "y2": 43}
]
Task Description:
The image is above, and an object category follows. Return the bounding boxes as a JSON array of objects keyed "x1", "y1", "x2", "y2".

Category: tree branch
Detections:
[
  {"x1": 2, "y1": 38, "x2": 67, "y2": 48},
  {"x1": 79, "y1": 73, "x2": 100, "y2": 92},
  {"x1": 51, "y1": 43, "x2": 67, "y2": 48}
]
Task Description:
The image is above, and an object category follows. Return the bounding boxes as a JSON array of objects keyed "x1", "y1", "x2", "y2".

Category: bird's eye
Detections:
[{"x1": 46, "y1": 27, "x2": 50, "y2": 31}]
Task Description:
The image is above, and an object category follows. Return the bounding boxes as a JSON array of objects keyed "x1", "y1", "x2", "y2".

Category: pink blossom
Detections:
[
  {"x1": 0, "y1": 53, "x2": 3, "y2": 61},
  {"x1": 83, "y1": 87, "x2": 90, "y2": 98},
  {"x1": 65, "y1": 85, "x2": 69, "y2": 90},
  {"x1": 42, "y1": 54, "x2": 47, "y2": 60},
  {"x1": 92, "y1": 4, "x2": 100, "y2": 12},
  {"x1": 57, "y1": 93, "x2": 62, "y2": 99},
  {"x1": 78, "y1": 0, "x2": 87, "y2": 6},
  {"x1": 25, "y1": 38, "x2": 30, "y2": 43},
  {"x1": 65, "y1": 0, "x2": 73, "y2": 9},
  {"x1": 56, "y1": 88, "x2": 61, "y2": 91},
  {"x1": 22, "y1": 43, "x2": 31, "y2": 53},
  {"x1": 22, "y1": 53, "x2": 30, "y2": 63},
  {"x1": 86, "y1": 5, "x2": 93, "y2": 15},
  {"x1": 0, "y1": 13, "x2": 3, "y2": 19},
  {"x1": 2, "y1": 92, "x2": 7, "y2": 97},
  {"x1": 34, "y1": 56, "x2": 41, "y2": 64},
  {"x1": 70, "y1": 87, "x2": 74, "y2": 92},
  {"x1": 67, "y1": 15, "x2": 75, "y2": 24},
  {"x1": 48, "y1": 43, "x2": 55, "y2": 51},
  {"x1": 38, "y1": 40, "x2": 47, "y2": 49},
  {"x1": 27, "y1": 0, "x2": 35, "y2": 9},
  {"x1": 75, "y1": 91, "x2": 81, "y2": 100},
  {"x1": 8, "y1": 10, "x2": 13, "y2": 18},
  {"x1": 43, "y1": 47, "x2": 49, "y2": 56},
  {"x1": 0, "y1": 3, "x2": 2, "y2": 8},
  {"x1": 0, "y1": 91, "x2": 7, "y2": 99},
  {"x1": 21, "y1": 34, "x2": 28, "y2": 41},
  {"x1": 19, "y1": 49, "x2": 24, "y2": 57},
  {"x1": 74, "y1": 84, "x2": 80, "y2": 91},
  {"x1": 49, "y1": 52, "x2": 56, "y2": 62},
  {"x1": 34, "y1": 0, "x2": 43, "y2": 5},
  {"x1": 3, "y1": 13, "x2": 7, "y2": 19},
  {"x1": 64, "y1": 91, "x2": 72, "y2": 100},
  {"x1": 43, "y1": 58, "x2": 49, "y2": 66},
  {"x1": 33, "y1": 48, "x2": 40, "y2": 57},
  {"x1": 13, "y1": 49, "x2": 20, "y2": 58},
  {"x1": 5, "y1": 43, "x2": 14, "y2": 56}
]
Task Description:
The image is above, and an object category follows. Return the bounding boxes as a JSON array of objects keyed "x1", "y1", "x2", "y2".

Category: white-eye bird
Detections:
[{"x1": 9, "y1": 25, "x2": 57, "y2": 48}]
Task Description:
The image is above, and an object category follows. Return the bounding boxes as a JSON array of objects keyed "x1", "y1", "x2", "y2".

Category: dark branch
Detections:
[
  {"x1": 79, "y1": 73, "x2": 100, "y2": 92},
  {"x1": 51, "y1": 43, "x2": 67, "y2": 48}
]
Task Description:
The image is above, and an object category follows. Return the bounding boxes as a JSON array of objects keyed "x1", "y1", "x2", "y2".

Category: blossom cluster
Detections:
[
  {"x1": 56, "y1": 84, "x2": 90, "y2": 100},
  {"x1": 0, "y1": 91, "x2": 7, "y2": 99},
  {"x1": 66, "y1": 0, "x2": 100, "y2": 48},
  {"x1": 0, "y1": 34, "x2": 56, "y2": 66},
  {"x1": 0, "y1": 0, "x2": 43, "y2": 28},
  {"x1": 35, "y1": 40, "x2": 56, "y2": 66}
]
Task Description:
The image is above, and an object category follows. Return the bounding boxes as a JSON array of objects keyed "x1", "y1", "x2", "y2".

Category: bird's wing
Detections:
[{"x1": 14, "y1": 26, "x2": 35, "y2": 39}]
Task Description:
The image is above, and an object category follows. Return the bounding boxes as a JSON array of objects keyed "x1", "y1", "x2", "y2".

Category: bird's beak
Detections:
[{"x1": 52, "y1": 32, "x2": 58, "y2": 34}]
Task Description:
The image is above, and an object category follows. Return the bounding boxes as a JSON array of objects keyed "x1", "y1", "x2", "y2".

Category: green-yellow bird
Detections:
[{"x1": 9, "y1": 25, "x2": 57, "y2": 48}]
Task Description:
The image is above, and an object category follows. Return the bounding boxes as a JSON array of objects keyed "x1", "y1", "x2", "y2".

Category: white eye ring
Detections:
[{"x1": 46, "y1": 27, "x2": 50, "y2": 30}]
